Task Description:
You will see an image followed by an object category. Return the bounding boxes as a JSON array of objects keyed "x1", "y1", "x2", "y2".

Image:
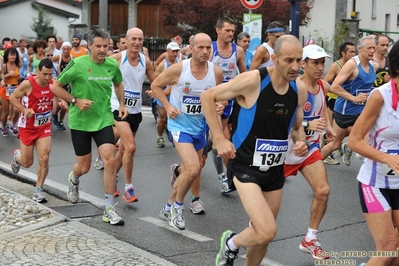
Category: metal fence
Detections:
[{"x1": 143, "y1": 37, "x2": 188, "y2": 62}]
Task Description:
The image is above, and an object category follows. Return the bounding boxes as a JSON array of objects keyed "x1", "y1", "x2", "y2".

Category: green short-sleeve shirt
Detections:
[{"x1": 58, "y1": 55, "x2": 123, "y2": 132}]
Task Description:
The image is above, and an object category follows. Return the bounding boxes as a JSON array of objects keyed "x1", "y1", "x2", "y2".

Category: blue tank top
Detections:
[{"x1": 334, "y1": 56, "x2": 376, "y2": 115}]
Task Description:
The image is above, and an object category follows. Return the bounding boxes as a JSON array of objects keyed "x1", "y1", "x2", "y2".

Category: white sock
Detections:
[
  {"x1": 227, "y1": 235, "x2": 238, "y2": 251},
  {"x1": 125, "y1": 183, "x2": 133, "y2": 191},
  {"x1": 305, "y1": 227, "x2": 318, "y2": 241},
  {"x1": 71, "y1": 174, "x2": 79, "y2": 184},
  {"x1": 104, "y1": 193, "x2": 114, "y2": 210}
]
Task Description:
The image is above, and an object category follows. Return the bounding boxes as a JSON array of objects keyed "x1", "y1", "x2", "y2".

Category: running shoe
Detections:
[
  {"x1": 358, "y1": 263, "x2": 366, "y2": 266},
  {"x1": 103, "y1": 204, "x2": 124, "y2": 225},
  {"x1": 170, "y1": 163, "x2": 180, "y2": 188},
  {"x1": 10, "y1": 149, "x2": 21, "y2": 174},
  {"x1": 219, "y1": 174, "x2": 233, "y2": 195},
  {"x1": 2, "y1": 128, "x2": 9, "y2": 137},
  {"x1": 57, "y1": 121, "x2": 66, "y2": 130},
  {"x1": 342, "y1": 143, "x2": 353, "y2": 166},
  {"x1": 215, "y1": 230, "x2": 238, "y2": 266},
  {"x1": 32, "y1": 188, "x2": 48, "y2": 203},
  {"x1": 94, "y1": 158, "x2": 104, "y2": 170},
  {"x1": 67, "y1": 171, "x2": 79, "y2": 203},
  {"x1": 156, "y1": 137, "x2": 165, "y2": 148},
  {"x1": 299, "y1": 238, "x2": 330, "y2": 260},
  {"x1": 159, "y1": 206, "x2": 170, "y2": 221},
  {"x1": 190, "y1": 199, "x2": 205, "y2": 214},
  {"x1": 10, "y1": 126, "x2": 18, "y2": 136},
  {"x1": 323, "y1": 154, "x2": 340, "y2": 165},
  {"x1": 122, "y1": 188, "x2": 138, "y2": 203},
  {"x1": 169, "y1": 205, "x2": 185, "y2": 230}
]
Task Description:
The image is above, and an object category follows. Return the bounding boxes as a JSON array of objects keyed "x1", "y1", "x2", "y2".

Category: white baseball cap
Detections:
[
  {"x1": 166, "y1": 42, "x2": 180, "y2": 50},
  {"x1": 61, "y1": 41, "x2": 72, "y2": 49},
  {"x1": 302, "y1": 44, "x2": 331, "y2": 60}
]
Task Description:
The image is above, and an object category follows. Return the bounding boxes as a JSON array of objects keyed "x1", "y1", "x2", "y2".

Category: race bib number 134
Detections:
[{"x1": 252, "y1": 139, "x2": 288, "y2": 169}]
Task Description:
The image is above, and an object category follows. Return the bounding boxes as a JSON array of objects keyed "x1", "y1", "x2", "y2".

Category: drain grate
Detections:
[{"x1": 50, "y1": 203, "x2": 103, "y2": 219}]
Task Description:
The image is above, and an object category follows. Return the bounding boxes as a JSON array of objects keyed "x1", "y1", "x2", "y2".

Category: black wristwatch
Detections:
[
  {"x1": 301, "y1": 121, "x2": 309, "y2": 129},
  {"x1": 71, "y1": 97, "x2": 77, "y2": 106}
]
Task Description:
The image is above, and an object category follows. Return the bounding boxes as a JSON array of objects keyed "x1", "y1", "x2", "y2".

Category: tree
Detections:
[
  {"x1": 31, "y1": 2, "x2": 57, "y2": 40},
  {"x1": 159, "y1": 0, "x2": 311, "y2": 40}
]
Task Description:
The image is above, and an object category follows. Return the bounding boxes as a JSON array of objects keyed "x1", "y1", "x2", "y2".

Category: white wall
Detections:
[
  {"x1": 0, "y1": 0, "x2": 81, "y2": 41},
  {"x1": 354, "y1": 0, "x2": 399, "y2": 40},
  {"x1": 299, "y1": 1, "x2": 336, "y2": 48}
]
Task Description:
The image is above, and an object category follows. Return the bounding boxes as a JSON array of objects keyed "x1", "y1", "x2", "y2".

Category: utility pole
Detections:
[
  {"x1": 288, "y1": 0, "x2": 307, "y2": 38},
  {"x1": 99, "y1": 0, "x2": 108, "y2": 30}
]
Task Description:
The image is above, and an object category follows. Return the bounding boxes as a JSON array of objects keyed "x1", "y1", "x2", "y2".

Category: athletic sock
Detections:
[
  {"x1": 71, "y1": 174, "x2": 79, "y2": 184},
  {"x1": 191, "y1": 196, "x2": 200, "y2": 203},
  {"x1": 165, "y1": 202, "x2": 171, "y2": 211},
  {"x1": 227, "y1": 235, "x2": 238, "y2": 252},
  {"x1": 305, "y1": 227, "x2": 318, "y2": 242},
  {"x1": 104, "y1": 193, "x2": 114, "y2": 210},
  {"x1": 125, "y1": 183, "x2": 133, "y2": 191},
  {"x1": 34, "y1": 187, "x2": 41, "y2": 193},
  {"x1": 173, "y1": 200, "x2": 184, "y2": 209}
]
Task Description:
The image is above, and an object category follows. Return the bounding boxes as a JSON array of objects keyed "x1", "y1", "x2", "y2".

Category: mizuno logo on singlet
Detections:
[
  {"x1": 36, "y1": 111, "x2": 51, "y2": 119},
  {"x1": 257, "y1": 143, "x2": 288, "y2": 152},
  {"x1": 182, "y1": 97, "x2": 200, "y2": 104},
  {"x1": 124, "y1": 91, "x2": 139, "y2": 98}
]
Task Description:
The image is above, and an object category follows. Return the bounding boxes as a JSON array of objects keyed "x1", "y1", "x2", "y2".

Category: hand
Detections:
[
  {"x1": 215, "y1": 102, "x2": 225, "y2": 116},
  {"x1": 166, "y1": 106, "x2": 181, "y2": 119},
  {"x1": 353, "y1": 93, "x2": 368, "y2": 104},
  {"x1": 118, "y1": 106, "x2": 128, "y2": 120},
  {"x1": 76, "y1": 98, "x2": 93, "y2": 111},
  {"x1": 325, "y1": 126, "x2": 336, "y2": 142},
  {"x1": 386, "y1": 155, "x2": 399, "y2": 175},
  {"x1": 214, "y1": 137, "x2": 236, "y2": 160},
  {"x1": 0, "y1": 80, "x2": 4, "y2": 87},
  {"x1": 308, "y1": 118, "x2": 325, "y2": 132},
  {"x1": 58, "y1": 100, "x2": 69, "y2": 111},
  {"x1": 24, "y1": 108, "x2": 35, "y2": 118},
  {"x1": 8, "y1": 70, "x2": 15, "y2": 76},
  {"x1": 293, "y1": 140, "x2": 308, "y2": 157},
  {"x1": 145, "y1": 90, "x2": 156, "y2": 99}
]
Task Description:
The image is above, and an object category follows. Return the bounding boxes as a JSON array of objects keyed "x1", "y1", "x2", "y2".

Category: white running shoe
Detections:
[{"x1": 94, "y1": 158, "x2": 104, "y2": 170}]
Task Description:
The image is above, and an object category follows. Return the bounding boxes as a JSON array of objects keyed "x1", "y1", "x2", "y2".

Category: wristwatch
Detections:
[
  {"x1": 301, "y1": 121, "x2": 309, "y2": 129},
  {"x1": 71, "y1": 97, "x2": 77, "y2": 106}
]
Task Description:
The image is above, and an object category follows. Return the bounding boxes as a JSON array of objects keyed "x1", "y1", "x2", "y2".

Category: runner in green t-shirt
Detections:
[{"x1": 51, "y1": 29, "x2": 128, "y2": 225}]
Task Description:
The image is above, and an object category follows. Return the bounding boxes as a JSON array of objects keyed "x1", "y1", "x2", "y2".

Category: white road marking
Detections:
[{"x1": 140, "y1": 216, "x2": 213, "y2": 242}]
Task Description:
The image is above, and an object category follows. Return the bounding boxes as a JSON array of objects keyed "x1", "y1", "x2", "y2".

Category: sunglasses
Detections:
[
  {"x1": 46, "y1": 54, "x2": 53, "y2": 57},
  {"x1": 273, "y1": 34, "x2": 283, "y2": 38}
]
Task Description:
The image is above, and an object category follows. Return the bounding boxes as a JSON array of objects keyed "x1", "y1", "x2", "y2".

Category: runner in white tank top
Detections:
[
  {"x1": 250, "y1": 21, "x2": 285, "y2": 70},
  {"x1": 109, "y1": 27, "x2": 157, "y2": 203},
  {"x1": 349, "y1": 41, "x2": 399, "y2": 265}
]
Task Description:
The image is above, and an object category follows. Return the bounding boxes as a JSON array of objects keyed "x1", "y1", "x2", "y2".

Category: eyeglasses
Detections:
[{"x1": 46, "y1": 54, "x2": 53, "y2": 57}]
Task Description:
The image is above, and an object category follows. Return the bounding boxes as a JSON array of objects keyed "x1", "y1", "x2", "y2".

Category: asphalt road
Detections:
[{"x1": 0, "y1": 106, "x2": 375, "y2": 266}]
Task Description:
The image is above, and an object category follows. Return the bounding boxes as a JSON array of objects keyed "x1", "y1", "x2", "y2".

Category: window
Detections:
[
  {"x1": 386, "y1": 14, "x2": 391, "y2": 31},
  {"x1": 372, "y1": 0, "x2": 377, "y2": 19}
]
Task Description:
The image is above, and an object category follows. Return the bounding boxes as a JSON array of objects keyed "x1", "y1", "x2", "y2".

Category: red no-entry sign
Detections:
[{"x1": 240, "y1": 0, "x2": 263, "y2": 10}]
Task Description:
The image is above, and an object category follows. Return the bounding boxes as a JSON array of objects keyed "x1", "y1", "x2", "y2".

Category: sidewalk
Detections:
[{"x1": 0, "y1": 169, "x2": 176, "y2": 266}]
